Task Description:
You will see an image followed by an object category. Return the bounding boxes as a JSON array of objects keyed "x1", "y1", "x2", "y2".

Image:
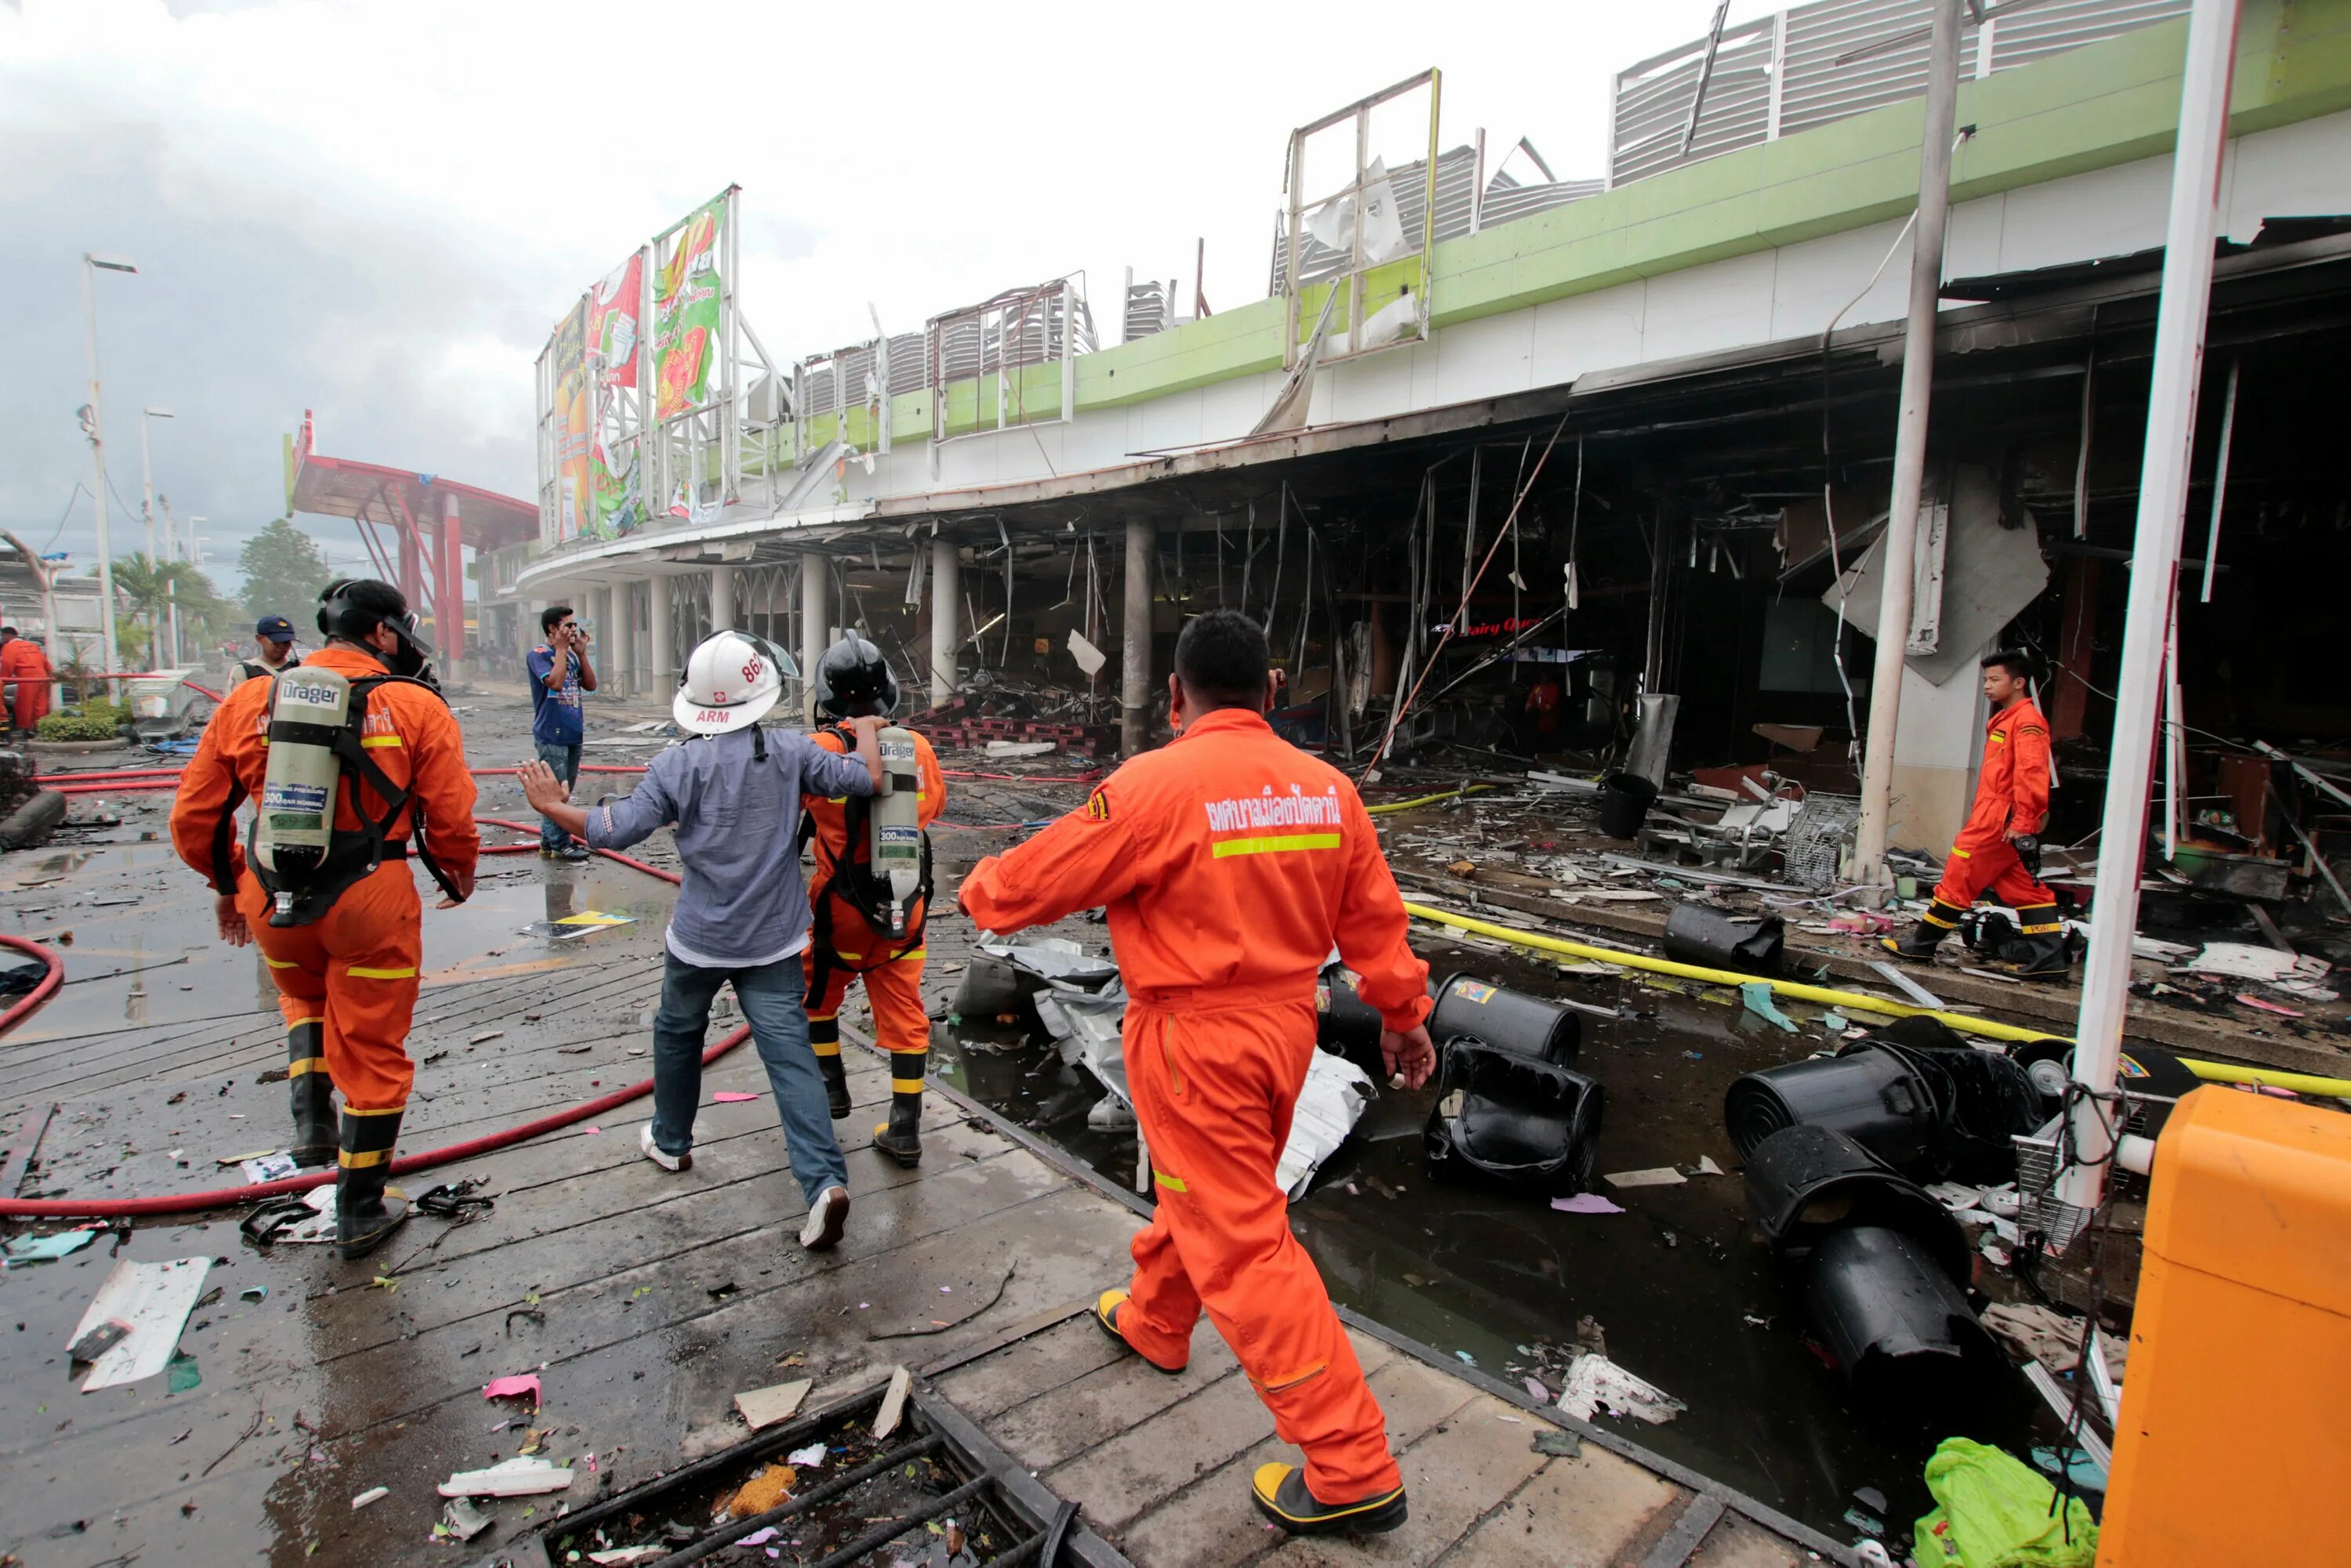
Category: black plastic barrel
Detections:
[
  {"x1": 1722, "y1": 1041, "x2": 1941, "y2": 1175},
  {"x1": 1662, "y1": 904, "x2": 1785, "y2": 976},
  {"x1": 1741, "y1": 1124, "x2": 1969, "y2": 1284},
  {"x1": 1596, "y1": 772, "x2": 1660, "y2": 838},
  {"x1": 1423, "y1": 1040, "x2": 1605, "y2": 1196},
  {"x1": 1429, "y1": 972, "x2": 1580, "y2": 1067},
  {"x1": 1802, "y1": 1225, "x2": 2005, "y2": 1411},
  {"x1": 1316, "y1": 966, "x2": 1386, "y2": 1077}
]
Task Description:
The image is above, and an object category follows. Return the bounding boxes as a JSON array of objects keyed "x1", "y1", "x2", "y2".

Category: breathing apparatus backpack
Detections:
[
  {"x1": 235, "y1": 665, "x2": 462, "y2": 927},
  {"x1": 806, "y1": 723, "x2": 932, "y2": 951}
]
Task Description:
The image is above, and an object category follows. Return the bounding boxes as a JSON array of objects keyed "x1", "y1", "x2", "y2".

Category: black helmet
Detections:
[{"x1": 815, "y1": 636, "x2": 899, "y2": 718}]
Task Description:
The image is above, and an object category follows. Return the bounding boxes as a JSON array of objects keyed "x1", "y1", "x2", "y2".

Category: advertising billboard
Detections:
[
  {"x1": 653, "y1": 196, "x2": 725, "y2": 422},
  {"x1": 549, "y1": 297, "x2": 593, "y2": 545}
]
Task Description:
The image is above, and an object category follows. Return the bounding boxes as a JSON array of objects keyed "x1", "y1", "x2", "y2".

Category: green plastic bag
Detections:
[{"x1": 1913, "y1": 1437, "x2": 2098, "y2": 1568}]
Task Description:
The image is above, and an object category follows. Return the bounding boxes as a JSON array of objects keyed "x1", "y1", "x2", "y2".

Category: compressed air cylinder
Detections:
[{"x1": 254, "y1": 665, "x2": 350, "y2": 882}]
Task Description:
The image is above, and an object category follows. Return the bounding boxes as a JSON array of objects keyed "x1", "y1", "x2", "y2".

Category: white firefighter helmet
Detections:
[{"x1": 673, "y1": 628, "x2": 792, "y2": 735}]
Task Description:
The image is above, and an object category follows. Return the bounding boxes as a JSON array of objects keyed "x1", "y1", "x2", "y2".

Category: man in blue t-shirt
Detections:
[{"x1": 525, "y1": 604, "x2": 599, "y2": 858}]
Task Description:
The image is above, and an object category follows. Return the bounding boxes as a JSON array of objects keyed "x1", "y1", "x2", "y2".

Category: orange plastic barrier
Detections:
[{"x1": 2098, "y1": 1087, "x2": 2351, "y2": 1566}]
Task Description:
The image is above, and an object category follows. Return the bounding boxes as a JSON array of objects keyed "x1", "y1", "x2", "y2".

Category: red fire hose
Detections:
[
  {"x1": 0, "y1": 934, "x2": 66, "y2": 1037},
  {"x1": 0, "y1": 823, "x2": 740, "y2": 1221}
]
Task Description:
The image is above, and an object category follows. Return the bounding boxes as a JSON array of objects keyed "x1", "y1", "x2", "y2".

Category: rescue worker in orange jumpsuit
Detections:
[
  {"x1": 799, "y1": 638, "x2": 947, "y2": 1166},
  {"x1": 171, "y1": 580, "x2": 479, "y2": 1256},
  {"x1": 959, "y1": 608, "x2": 1435, "y2": 1537},
  {"x1": 1883, "y1": 647, "x2": 2067, "y2": 977},
  {"x1": 2, "y1": 628, "x2": 54, "y2": 733}
]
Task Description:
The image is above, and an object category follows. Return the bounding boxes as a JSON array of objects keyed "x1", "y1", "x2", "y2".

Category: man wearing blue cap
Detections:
[{"x1": 230, "y1": 615, "x2": 304, "y2": 690}]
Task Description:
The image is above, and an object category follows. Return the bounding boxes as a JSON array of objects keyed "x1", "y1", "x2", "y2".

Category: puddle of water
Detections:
[{"x1": 929, "y1": 936, "x2": 2051, "y2": 1543}]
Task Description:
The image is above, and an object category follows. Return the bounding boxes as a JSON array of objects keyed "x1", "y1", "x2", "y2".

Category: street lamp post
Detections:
[
  {"x1": 161, "y1": 496, "x2": 183, "y2": 666},
  {"x1": 139, "y1": 406, "x2": 175, "y2": 667},
  {"x1": 80, "y1": 252, "x2": 138, "y2": 676}
]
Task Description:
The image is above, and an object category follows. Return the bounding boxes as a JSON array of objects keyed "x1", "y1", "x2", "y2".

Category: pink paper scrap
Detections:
[
  {"x1": 1551, "y1": 1193, "x2": 1626, "y2": 1215},
  {"x1": 712, "y1": 1092, "x2": 760, "y2": 1103},
  {"x1": 482, "y1": 1374, "x2": 542, "y2": 1403},
  {"x1": 738, "y1": 1530, "x2": 777, "y2": 1546}
]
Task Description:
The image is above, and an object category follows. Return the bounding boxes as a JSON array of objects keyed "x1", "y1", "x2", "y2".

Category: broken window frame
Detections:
[
  {"x1": 1280, "y1": 69, "x2": 1444, "y2": 371},
  {"x1": 926, "y1": 278, "x2": 1094, "y2": 448}
]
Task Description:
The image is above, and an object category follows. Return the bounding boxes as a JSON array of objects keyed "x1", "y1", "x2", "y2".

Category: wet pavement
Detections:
[{"x1": 2, "y1": 687, "x2": 1929, "y2": 1563}]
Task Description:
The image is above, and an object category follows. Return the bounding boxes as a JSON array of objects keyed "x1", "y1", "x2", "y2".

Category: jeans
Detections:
[
  {"x1": 534, "y1": 741, "x2": 581, "y2": 849},
  {"x1": 649, "y1": 950, "x2": 848, "y2": 1208}
]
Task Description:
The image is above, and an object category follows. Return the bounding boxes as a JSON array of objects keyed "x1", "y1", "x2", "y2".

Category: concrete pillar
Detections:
[
  {"x1": 397, "y1": 526, "x2": 422, "y2": 611},
  {"x1": 1122, "y1": 516, "x2": 1153, "y2": 756},
  {"x1": 799, "y1": 552, "x2": 829, "y2": 723},
  {"x1": 647, "y1": 574, "x2": 674, "y2": 693},
  {"x1": 609, "y1": 580, "x2": 636, "y2": 695},
  {"x1": 710, "y1": 563, "x2": 736, "y2": 635},
  {"x1": 437, "y1": 491, "x2": 466, "y2": 684},
  {"x1": 929, "y1": 535, "x2": 959, "y2": 707}
]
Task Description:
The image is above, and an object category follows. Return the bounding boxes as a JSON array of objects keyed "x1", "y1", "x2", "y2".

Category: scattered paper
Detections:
[
  {"x1": 67, "y1": 1257, "x2": 212, "y2": 1392},
  {"x1": 1557, "y1": 1353, "x2": 1686, "y2": 1425},
  {"x1": 737, "y1": 1529, "x2": 779, "y2": 1547},
  {"x1": 1739, "y1": 981, "x2": 1799, "y2": 1033},
  {"x1": 1693, "y1": 1156, "x2": 1724, "y2": 1176},
  {"x1": 4, "y1": 1228, "x2": 100, "y2": 1265},
  {"x1": 1551, "y1": 1193, "x2": 1625, "y2": 1215},
  {"x1": 482, "y1": 1374, "x2": 542, "y2": 1404},
  {"x1": 2185, "y1": 942, "x2": 2305, "y2": 982},
  {"x1": 589, "y1": 1548, "x2": 665, "y2": 1566},
  {"x1": 712, "y1": 1092, "x2": 761, "y2": 1103},
  {"x1": 1602, "y1": 1168, "x2": 1686, "y2": 1190},
  {"x1": 350, "y1": 1487, "x2": 388, "y2": 1511},
  {"x1": 241, "y1": 1153, "x2": 299, "y2": 1184},
  {"x1": 785, "y1": 1443, "x2": 828, "y2": 1468},
  {"x1": 873, "y1": 1366, "x2": 914, "y2": 1441},
  {"x1": 442, "y1": 1497, "x2": 493, "y2": 1541},
  {"x1": 438, "y1": 1456, "x2": 574, "y2": 1497},
  {"x1": 733, "y1": 1379, "x2": 812, "y2": 1432}
]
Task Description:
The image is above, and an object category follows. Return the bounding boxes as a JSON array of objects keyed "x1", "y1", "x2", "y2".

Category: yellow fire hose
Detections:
[
  {"x1": 1403, "y1": 900, "x2": 2351, "y2": 1099},
  {"x1": 1367, "y1": 783, "x2": 1502, "y2": 815}
]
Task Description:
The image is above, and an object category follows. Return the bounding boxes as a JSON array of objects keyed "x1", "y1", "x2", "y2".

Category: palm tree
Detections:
[{"x1": 101, "y1": 555, "x2": 230, "y2": 667}]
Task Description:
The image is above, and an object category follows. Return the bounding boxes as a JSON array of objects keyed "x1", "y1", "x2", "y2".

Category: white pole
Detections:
[
  {"x1": 930, "y1": 534, "x2": 959, "y2": 705},
  {"x1": 139, "y1": 415, "x2": 158, "y2": 564},
  {"x1": 2061, "y1": 0, "x2": 2243, "y2": 1213},
  {"x1": 1851, "y1": 0, "x2": 1963, "y2": 893},
  {"x1": 81, "y1": 256, "x2": 124, "y2": 676}
]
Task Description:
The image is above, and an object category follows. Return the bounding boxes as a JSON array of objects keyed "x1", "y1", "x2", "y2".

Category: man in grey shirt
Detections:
[{"x1": 521, "y1": 629, "x2": 882, "y2": 1252}]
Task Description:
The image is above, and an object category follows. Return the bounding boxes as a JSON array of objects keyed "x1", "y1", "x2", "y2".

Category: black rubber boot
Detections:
[
  {"x1": 809, "y1": 1015, "x2": 853, "y2": 1121},
  {"x1": 871, "y1": 1047, "x2": 926, "y2": 1166},
  {"x1": 287, "y1": 1019, "x2": 337, "y2": 1169},
  {"x1": 2000, "y1": 905, "x2": 2071, "y2": 980},
  {"x1": 1250, "y1": 1464, "x2": 1407, "y2": 1537},
  {"x1": 336, "y1": 1106, "x2": 410, "y2": 1261},
  {"x1": 1882, "y1": 900, "x2": 1965, "y2": 962}
]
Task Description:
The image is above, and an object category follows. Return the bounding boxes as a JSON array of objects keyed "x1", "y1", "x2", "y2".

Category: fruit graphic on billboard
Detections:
[{"x1": 654, "y1": 198, "x2": 724, "y2": 422}]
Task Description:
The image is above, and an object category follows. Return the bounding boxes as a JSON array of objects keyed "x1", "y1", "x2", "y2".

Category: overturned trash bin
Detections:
[
  {"x1": 1662, "y1": 904, "x2": 1784, "y2": 976},
  {"x1": 1429, "y1": 973, "x2": 1580, "y2": 1067},
  {"x1": 1803, "y1": 1224, "x2": 2004, "y2": 1413},
  {"x1": 1425, "y1": 1039, "x2": 1604, "y2": 1196},
  {"x1": 1741, "y1": 1124, "x2": 1970, "y2": 1284},
  {"x1": 1861, "y1": 1016, "x2": 2044, "y2": 1184},
  {"x1": 1724, "y1": 1041, "x2": 1943, "y2": 1175}
]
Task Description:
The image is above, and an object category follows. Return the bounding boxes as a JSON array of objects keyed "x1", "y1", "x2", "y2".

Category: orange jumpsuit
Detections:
[
  {"x1": 2, "y1": 638, "x2": 53, "y2": 732},
  {"x1": 1921, "y1": 696, "x2": 2057, "y2": 936},
  {"x1": 170, "y1": 646, "x2": 480, "y2": 1114},
  {"x1": 801, "y1": 726, "x2": 947, "y2": 1099},
  {"x1": 960, "y1": 706, "x2": 1431, "y2": 1505}
]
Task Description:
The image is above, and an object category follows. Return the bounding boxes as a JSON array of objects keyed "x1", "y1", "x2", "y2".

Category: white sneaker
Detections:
[
  {"x1": 639, "y1": 1123, "x2": 690, "y2": 1172},
  {"x1": 799, "y1": 1185, "x2": 850, "y2": 1251}
]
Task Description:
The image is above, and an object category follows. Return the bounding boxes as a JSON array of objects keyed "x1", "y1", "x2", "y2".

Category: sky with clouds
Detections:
[{"x1": 2, "y1": 0, "x2": 1776, "y2": 591}]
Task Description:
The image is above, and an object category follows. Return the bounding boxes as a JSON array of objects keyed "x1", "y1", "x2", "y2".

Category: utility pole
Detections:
[
  {"x1": 161, "y1": 496, "x2": 181, "y2": 667},
  {"x1": 139, "y1": 407, "x2": 174, "y2": 665},
  {"x1": 1850, "y1": 0, "x2": 1963, "y2": 894},
  {"x1": 80, "y1": 252, "x2": 139, "y2": 676},
  {"x1": 2060, "y1": 0, "x2": 2244, "y2": 1214}
]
